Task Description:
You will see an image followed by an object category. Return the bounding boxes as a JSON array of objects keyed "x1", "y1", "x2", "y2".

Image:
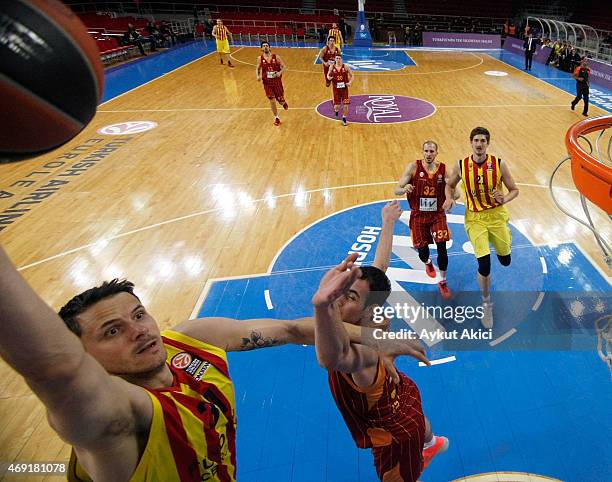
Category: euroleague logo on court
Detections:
[
  {"x1": 98, "y1": 121, "x2": 158, "y2": 135},
  {"x1": 316, "y1": 95, "x2": 436, "y2": 124}
]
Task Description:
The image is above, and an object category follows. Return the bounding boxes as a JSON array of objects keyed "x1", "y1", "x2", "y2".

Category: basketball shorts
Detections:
[
  {"x1": 333, "y1": 87, "x2": 350, "y2": 105},
  {"x1": 371, "y1": 382, "x2": 425, "y2": 482},
  {"x1": 464, "y1": 205, "x2": 512, "y2": 258},
  {"x1": 263, "y1": 81, "x2": 285, "y2": 103},
  {"x1": 409, "y1": 212, "x2": 451, "y2": 249},
  {"x1": 215, "y1": 38, "x2": 230, "y2": 54}
]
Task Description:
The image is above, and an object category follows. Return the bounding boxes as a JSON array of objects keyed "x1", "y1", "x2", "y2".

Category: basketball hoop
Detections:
[{"x1": 550, "y1": 115, "x2": 612, "y2": 269}]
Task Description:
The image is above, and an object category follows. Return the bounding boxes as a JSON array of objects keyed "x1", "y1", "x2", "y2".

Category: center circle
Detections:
[{"x1": 315, "y1": 94, "x2": 436, "y2": 124}]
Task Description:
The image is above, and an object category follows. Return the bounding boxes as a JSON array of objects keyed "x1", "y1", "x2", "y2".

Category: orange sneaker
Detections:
[
  {"x1": 438, "y1": 280, "x2": 451, "y2": 300},
  {"x1": 274, "y1": 118, "x2": 281, "y2": 126},
  {"x1": 422, "y1": 435, "x2": 449, "y2": 469},
  {"x1": 425, "y1": 261, "x2": 436, "y2": 278}
]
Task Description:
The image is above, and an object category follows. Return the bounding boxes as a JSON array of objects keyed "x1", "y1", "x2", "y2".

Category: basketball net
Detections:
[{"x1": 596, "y1": 315, "x2": 612, "y2": 380}]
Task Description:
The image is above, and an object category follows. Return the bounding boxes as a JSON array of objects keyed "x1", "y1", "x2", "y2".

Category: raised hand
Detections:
[
  {"x1": 381, "y1": 199, "x2": 402, "y2": 224},
  {"x1": 312, "y1": 253, "x2": 361, "y2": 308}
]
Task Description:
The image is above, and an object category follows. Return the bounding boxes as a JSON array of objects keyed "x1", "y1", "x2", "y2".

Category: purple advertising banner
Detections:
[
  {"x1": 503, "y1": 37, "x2": 552, "y2": 63},
  {"x1": 423, "y1": 32, "x2": 501, "y2": 49},
  {"x1": 503, "y1": 37, "x2": 612, "y2": 89},
  {"x1": 588, "y1": 58, "x2": 612, "y2": 90}
]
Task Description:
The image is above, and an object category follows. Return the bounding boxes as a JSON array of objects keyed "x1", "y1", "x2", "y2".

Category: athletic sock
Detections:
[{"x1": 423, "y1": 435, "x2": 436, "y2": 449}]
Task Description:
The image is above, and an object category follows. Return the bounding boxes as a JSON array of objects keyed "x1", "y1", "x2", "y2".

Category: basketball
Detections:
[{"x1": 0, "y1": 0, "x2": 104, "y2": 157}]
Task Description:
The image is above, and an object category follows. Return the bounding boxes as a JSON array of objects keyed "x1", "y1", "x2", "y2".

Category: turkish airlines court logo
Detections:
[
  {"x1": 98, "y1": 121, "x2": 158, "y2": 135},
  {"x1": 316, "y1": 95, "x2": 436, "y2": 124}
]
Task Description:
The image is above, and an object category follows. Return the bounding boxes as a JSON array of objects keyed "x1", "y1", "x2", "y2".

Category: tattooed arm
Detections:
[{"x1": 173, "y1": 317, "x2": 376, "y2": 352}]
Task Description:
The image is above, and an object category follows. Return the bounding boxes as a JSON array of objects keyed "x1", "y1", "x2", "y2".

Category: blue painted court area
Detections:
[
  {"x1": 197, "y1": 201, "x2": 612, "y2": 481},
  {"x1": 101, "y1": 41, "x2": 216, "y2": 102},
  {"x1": 491, "y1": 50, "x2": 612, "y2": 112},
  {"x1": 316, "y1": 46, "x2": 416, "y2": 71}
]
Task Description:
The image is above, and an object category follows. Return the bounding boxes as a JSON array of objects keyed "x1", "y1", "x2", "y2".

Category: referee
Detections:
[
  {"x1": 212, "y1": 19, "x2": 234, "y2": 68},
  {"x1": 571, "y1": 57, "x2": 590, "y2": 116}
]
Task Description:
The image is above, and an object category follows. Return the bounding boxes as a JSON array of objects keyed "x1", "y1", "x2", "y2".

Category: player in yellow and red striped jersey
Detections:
[
  {"x1": 212, "y1": 19, "x2": 234, "y2": 67},
  {"x1": 444, "y1": 127, "x2": 520, "y2": 328}
]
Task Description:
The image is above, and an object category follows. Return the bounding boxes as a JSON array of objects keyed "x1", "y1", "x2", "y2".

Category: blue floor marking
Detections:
[
  {"x1": 101, "y1": 41, "x2": 216, "y2": 102},
  {"x1": 490, "y1": 50, "x2": 612, "y2": 112}
]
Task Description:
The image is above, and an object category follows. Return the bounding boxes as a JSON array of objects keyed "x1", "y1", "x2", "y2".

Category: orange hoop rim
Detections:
[{"x1": 565, "y1": 115, "x2": 612, "y2": 185}]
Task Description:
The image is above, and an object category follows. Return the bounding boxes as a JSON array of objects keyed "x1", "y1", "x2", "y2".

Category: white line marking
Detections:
[
  {"x1": 489, "y1": 328, "x2": 517, "y2": 347},
  {"x1": 100, "y1": 49, "x2": 216, "y2": 105},
  {"x1": 532, "y1": 291, "x2": 545, "y2": 311},
  {"x1": 98, "y1": 107, "x2": 314, "y2": 112},
  {"x1": 419, "y1": 355, "x2": 456, "y2": 366},
  {"x1": 264, "y1": 289, "x2": 274, "y2": 310},
  {"x1": 16, "y1": 182, "x2": 578, "y2": 271},
  {"x1": 190, "y1": 278, "x2": 214, "y2": 319},
  {"x1": 228, "y1": 48, "x2": 483, "y2": 76},
  {"x1": 540, "y1": 256, "x2": 548, "y2": 274}
]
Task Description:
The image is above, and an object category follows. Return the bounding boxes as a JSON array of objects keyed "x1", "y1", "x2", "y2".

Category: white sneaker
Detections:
[{"x1": 481, "y1": 301, "x2": 493, "y2": 328}]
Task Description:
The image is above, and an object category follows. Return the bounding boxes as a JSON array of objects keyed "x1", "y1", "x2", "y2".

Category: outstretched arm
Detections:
[
  {"x1": 312, "y1": 254, "x2": 379, "y2": 372},
  {"x1": 372, "y1": 200, "x2": 402, "y2": 273},
  {"x1": 0, "y1": 247, "x2": 146, "y2": 452},
  {"x1": 174, "y1": 315, "x2": 389, "y2": 352}
]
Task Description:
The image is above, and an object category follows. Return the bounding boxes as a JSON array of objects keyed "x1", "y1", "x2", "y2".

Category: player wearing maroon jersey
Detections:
[
  {"x1": 318, "y1": 36, "x2": 342, "y2": 87},
  {"x1": 327, "y1": 53, "x2": 353, "y2": 126},
  {"x1": 313, "y1": 201, "x2": 449, "y2": 482},
  {"x1": 256, "y1": 41, "x2": 288, "y2": 126},
  {"x1": 395, "y1": 140, "x2": 455, "y2": 300}
]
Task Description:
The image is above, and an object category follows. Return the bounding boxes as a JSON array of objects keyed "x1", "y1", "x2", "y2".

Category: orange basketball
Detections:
[{"x1": 0, "y1": 0, "x2": 104, "y2": 156}]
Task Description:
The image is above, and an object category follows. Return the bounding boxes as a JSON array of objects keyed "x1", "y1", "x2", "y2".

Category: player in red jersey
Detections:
[
  {"x1": 327, "y1": 53, "x2": 353, "y2": 126},
  {"x1": 318, "y1": 36, "x2": 342, "y2": 87},
  {"x1": 313, "y1": 201, "x2": 449, "y2": 482},
  {"x1": 256, "y1": 41, "x2": 288, "y2": 126},
  {"x1": 395, "y1": 140, "x2": 456, "y2": 300}
]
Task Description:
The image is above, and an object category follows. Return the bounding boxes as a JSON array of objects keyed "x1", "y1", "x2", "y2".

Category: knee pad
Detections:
[
  {"x1": 436, "y1": 242, "x2": 448, "y2": 272},
  {"x1": 477, "y1": 255, "x2": 491, "y2": 277},
  {"x1": 417, "y1": 246, "x2": 430, "y2": 264},
  {"x1": 497, "y1": 254, "x2": 511, "y2": 266}
]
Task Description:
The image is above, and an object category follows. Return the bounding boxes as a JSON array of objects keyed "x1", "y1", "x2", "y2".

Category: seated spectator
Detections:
[
  {"x1": 123, "y1": 23, "x2": 147, "y2": 56},
  {"x1": 160, "y1": 21, "x2": 178, "y2": 46},
  {"x1": 145, "y1": 21, "x2": 161, "y2": 51}
]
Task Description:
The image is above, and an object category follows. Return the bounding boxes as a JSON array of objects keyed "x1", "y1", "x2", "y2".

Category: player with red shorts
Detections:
[
  {"x1": 256, "y1": 41, "x2": 288, "y2": 126},
  {"x1": 395, "y1": 140, "x2": 454, "y2": 299},
  {"x1": 327, "y1": 53, "x2": 353, "y2": 126},
  {"x1": 318, "y1": 36, "x2": 341, "y2": 87},
  {"x1": 313, "y1": 201, "x2": 449, "y2": 482}
]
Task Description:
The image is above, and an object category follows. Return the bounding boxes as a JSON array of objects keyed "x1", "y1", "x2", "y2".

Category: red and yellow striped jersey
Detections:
[
  {"x1": 213, "y1": 25, "x2": 230, "y2": 41},
  {"x1": 328, "y1": 27, "x2": 343, "y2": 43},
  {"x1": 460, "y1": 154, "x2": 504, "y2": 212},
  {"x1": 68, "y1": 330, "x2": 237, "y2": 482}
]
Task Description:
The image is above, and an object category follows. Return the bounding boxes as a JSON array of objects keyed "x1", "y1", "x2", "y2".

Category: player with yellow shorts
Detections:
[
  {"x1": 444, "y1": 127, "x2": 519, "y2": 328},
  {"x1": 212, "y1": 19, "x2": 234, "y2": 67}
]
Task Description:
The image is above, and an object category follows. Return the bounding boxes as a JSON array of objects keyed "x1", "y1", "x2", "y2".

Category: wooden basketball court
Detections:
[{"x1": 0, "y1": 43, "x2": 610, "y2": 481}]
